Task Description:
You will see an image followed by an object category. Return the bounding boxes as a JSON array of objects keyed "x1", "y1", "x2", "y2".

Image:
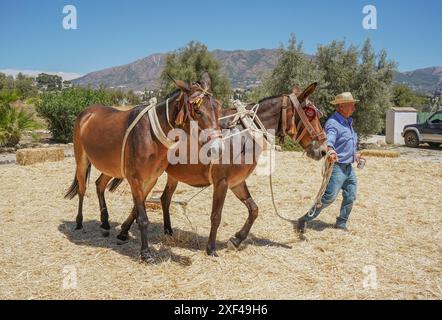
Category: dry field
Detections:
[{"x1": 0, "y1": 152, "x2": 441, "y2": 299}]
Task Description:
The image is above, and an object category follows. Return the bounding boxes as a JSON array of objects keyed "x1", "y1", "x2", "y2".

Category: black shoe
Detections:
[
  {"x1": 334, "y1": 224, "x2": 349, "y2": 232},
  {"x1": 296, "y1": 218, "x2": 307, "y2": 234}
]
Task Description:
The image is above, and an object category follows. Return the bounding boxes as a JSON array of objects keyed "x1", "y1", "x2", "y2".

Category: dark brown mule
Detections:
[
  {"x1": 108, "y1": 82, "x2": 327, "y2": 256},
  {"x1": 65, "y1": 72, "x2": 222, "y2": 261}
]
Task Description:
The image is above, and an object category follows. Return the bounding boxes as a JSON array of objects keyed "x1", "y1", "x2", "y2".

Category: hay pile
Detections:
[
  {"x1": 0, "y1": 153, "x2": 441, "y2": 299},
  {"x1": 16, "y1": 147, "x2": 64, "y2": 166},
  {"x1": 361, "y1": 149, "x2": 400, "y2": 158}
]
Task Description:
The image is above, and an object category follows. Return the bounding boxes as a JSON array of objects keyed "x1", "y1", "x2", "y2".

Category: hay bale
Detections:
[
  {"x1": 16, "y1": 147, "x2": 64, "y2": 166},
  {"x1": 361, "y1": 149, "x2": 400, "y2": 158}
]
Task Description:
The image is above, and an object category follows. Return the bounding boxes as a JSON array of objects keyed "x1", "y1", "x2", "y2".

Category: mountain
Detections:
[
  {"x1": 72, "y1": 49, "x2": 442, "y2": 93},
  {"x1": 71, "y1": 49, "x2": 280, "y2": 91},
  {"x1": 212, "y1": 49, "x2": 280, "y2": 88},
  {"x1": 71, "y1": 53, "x2": 167, "y2": 91},
  {"x1": 393, "y1": 67, "x2": 442, "y2": 93}
]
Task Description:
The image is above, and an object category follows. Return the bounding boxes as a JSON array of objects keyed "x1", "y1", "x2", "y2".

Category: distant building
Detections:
[{"x1": 386, "y1": 107, "x2": 417, "y2": 144}]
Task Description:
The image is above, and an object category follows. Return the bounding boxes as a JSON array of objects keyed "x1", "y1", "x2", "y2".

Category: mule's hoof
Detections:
[
  {"x1": 100, "y1": 222, "x2": 111, "y2": 230},
  {"x1": 140, "y1": 250, "x2": 155, "y2": 264},
  {"x1": 164, "y1": 228, "x2": 173, "y2": 236},
  {"x1": 228, "y1": 237, "x2": 242, "y2": 250},
  {"x1": 116, "y1": 234, "x2": 129, "y2": 245},
  {"x1": 100, "y1": 225, "x2": 110, "y2": 238},
  {"x1": 206, "y1": 247, "x2": 219, "y2": 257},
  {"x1": 75, "y1": 224, "x2": 83, "y2": 230}
]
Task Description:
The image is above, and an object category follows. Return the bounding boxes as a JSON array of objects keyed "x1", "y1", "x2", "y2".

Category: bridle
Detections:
[
  {"x1": 279, "y1": 93, "x2": 327, "y2": 146},
  {"x1": 165, "y1": 84, "x2": 222, "y2": 141}
]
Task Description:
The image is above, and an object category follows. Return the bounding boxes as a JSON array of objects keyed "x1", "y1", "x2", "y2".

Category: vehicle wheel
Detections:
[
  {"x1": 404, "y1": 131, "x2": 419, "y2": 147},
  {"x1": 428, "y1": 142, "x2": 441, "y2": 148}
]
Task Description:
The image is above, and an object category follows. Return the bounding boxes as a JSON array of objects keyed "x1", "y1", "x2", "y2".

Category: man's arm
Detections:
[
  {"x1": 325, "y1": 120, "x2": 338, "y2": 149},
  {"x1": 325, "y1": 120, "x2": 339, "y2": 163}
]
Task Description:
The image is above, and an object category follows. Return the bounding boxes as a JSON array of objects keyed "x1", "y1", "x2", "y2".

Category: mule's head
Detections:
[
  {"x1": 287, "y1": 82, "x2": 328, "y2": 160},
  {"x1": 172, "y1": 72, "x2": 224, "y2": 157}
]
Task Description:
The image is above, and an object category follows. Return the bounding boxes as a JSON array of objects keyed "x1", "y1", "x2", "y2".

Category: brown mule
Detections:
[
  {"x1": 65, "y1": 72, "x2": 222, "y2": 262},
  {"x1": 108, "y1": 83, "x2": 327, "y2": 257}
]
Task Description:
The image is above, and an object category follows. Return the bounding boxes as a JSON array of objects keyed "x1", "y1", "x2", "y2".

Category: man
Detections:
[{"x1": 297, "y1": 92, "x2": 364, "y2": 233}]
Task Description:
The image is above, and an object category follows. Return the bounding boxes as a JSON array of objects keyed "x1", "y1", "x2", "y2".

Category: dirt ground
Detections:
[{"x1": 0, "y1": 152, "x2": 441, "y2": 299}]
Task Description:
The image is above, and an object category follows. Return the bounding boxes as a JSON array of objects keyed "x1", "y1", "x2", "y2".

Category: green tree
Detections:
[
  {"x1": 0, "y1": 73, "x2": 15, "y2": 91},
  {"x1": 249, "y1": 36, "x2": 396, "y2": 137},
  {"x1": 315, "y1": 40, "x2": 360, "y2": 117},
  {"x1": 15, "y1": 73, "x2": 38, "y2": 98},
  {"x1": 392, "y1": 84, "x2": 429, "y2": 109},
  {"x1": 37, "y1": 87, "x2": 113, "y2": 142},
  {"x1": 36, "y1": 73, "x2": 63, "y2": 91},
  {"x1": 126, "y1": 90, "x2": 141, "y2": 105},
  {"x1": 247, "y1": 34, "x2": 323, "y2": 103},
  {"x1": 160, "y1": 41, "x2": 232, "y2": 105},
  {"x1": 263, "y1": 34, "x2": 323, "y2": 98}
]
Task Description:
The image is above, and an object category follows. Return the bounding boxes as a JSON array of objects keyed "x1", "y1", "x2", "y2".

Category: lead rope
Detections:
[
  {"x1": 307, "y1": 150, "x2": 336, "y2": 217},
  {"x1": 269, "y1": 146, "x2": 337, "y2": 222}
]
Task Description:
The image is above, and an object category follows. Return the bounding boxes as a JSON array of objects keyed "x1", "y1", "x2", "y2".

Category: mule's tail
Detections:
[
  {"x1": 107, "y1": 178, "x2": 124, "y2": 193},
  {"x1": 64, "y1": 163, "x2": 91, "y2": 199}
]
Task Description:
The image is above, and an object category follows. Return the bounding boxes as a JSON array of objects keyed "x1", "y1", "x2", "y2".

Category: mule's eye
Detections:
[{"x1": 194, "y1": 108, "x2": 202, "y2": 116}]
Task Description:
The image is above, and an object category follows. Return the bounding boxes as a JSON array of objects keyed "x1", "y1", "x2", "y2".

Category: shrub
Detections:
[
  {"x1": 36, "y1": 87, "x2": 113, "y2": 143},
  {"x1": 0, "y1": 104, "x2": 38, "y2": 147},
  {"x1": 276, "y1": 138, "x2": 303, "y2": 152}
]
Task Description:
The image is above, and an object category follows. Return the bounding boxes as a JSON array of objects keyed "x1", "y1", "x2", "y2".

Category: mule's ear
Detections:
[
  {"x1": 201, "y1": 71, "x2": 212, "y2": 91},
  {"x1": 299, "y1": 82, "x2": 318, "y2": 101},
  {"x1": 174, "y1": 79, "x2": 191, "y2": 92}
]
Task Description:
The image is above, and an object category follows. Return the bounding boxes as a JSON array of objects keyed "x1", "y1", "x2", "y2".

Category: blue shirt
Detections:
[{"x1": 325, "y1": 112, "x2": 358, "y2": 164}]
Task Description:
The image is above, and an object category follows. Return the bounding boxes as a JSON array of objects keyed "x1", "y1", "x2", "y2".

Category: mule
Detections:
[
  {"x1": 107, "y1": 82, "x2": 327, "y2": 256},
  {"x1": 65, "y1": 72, "x2": 223, "y2": 261}
]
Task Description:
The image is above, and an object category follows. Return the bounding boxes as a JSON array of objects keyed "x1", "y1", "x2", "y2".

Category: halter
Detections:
[{"x1": 279, "y1": 93, "x2": 327, "y2": 145}]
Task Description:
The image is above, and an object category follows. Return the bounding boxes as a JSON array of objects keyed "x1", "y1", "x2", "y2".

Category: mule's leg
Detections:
[
  {"x1": 95, "y1": 173, "x2": 113, "y2": 236},
  {"x1": 160, "y1": 175, "x2": 178, "y2": 236},
  {"x1": 74, "y1": 150, "x2": 90, "y2": 230},
  {"x1": 228, "y1": 181, "x2": 258, "y2": 248},
  {"x1": 117, "y1": 175, "x2": 178, "y2": 240},
  {"x1": 207, "y1": 178, "x2": 228, "y2": 257},
  {"x1": 116, "y1": 206, "x2": 136, "y2": 243},
  {"x1": 128, "y1": 178, "x2": 157, "y2": 262}
]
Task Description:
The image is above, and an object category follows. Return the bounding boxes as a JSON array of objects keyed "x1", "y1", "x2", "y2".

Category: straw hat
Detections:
[{"x1": 330, "y1": 92, "x2": 359, "y2": 105}]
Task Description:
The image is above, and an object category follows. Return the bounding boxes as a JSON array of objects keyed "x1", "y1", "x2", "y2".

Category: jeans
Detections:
[{"x1": 303, "y1": 163, "x2": 357, "y2": 227}]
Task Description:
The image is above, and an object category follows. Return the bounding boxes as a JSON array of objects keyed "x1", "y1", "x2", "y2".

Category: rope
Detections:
[
  {"x1": 308, "y1": 150, "x2": 336, "y2": 217},
  {"x1": 268, "y1": 144, "x2": 294, "y2": 222},
  {"x1": 120, "y1": 100, "x2": 156, "y2": 178},
  {"x1": 268, "y1": 147, "x2": 337, "y2": 222},
  {"x1": 145, "y1": 186, "x2": 210, "y2": 250}
]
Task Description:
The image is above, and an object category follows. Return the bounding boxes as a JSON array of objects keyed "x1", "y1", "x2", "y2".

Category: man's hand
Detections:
[
  {"x1": 356, "y1": 153, "x2": 363, "y2": 163},
  {"x1": 327, "y1": 147, "x2": 338, "y2": 163}
]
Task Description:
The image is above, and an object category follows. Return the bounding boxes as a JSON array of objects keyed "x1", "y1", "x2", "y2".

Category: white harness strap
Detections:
[
  {"x1": 147, "y1": 106, "x2": 178, "y2": 149},
  {"x1": 165, "y1": 98, "x2": 174, "y2": 129},
  {"x1": 120, "y1": 100, "x2": 178, "y2": 178}
]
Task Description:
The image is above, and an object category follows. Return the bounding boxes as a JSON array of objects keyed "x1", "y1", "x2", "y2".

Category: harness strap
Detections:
[
  {"x1": 147, "y1": 106, "x2": 179, "y2": 149},
  {"x1": 165, "y1": 98, "x2": 174, "y2": 129},
  {"x1": 120, "y1": 102, "x2": 155, "y2": 178},
  {"x1": 207, "y1": 162, "x2": 214, "y2": 185},
  {"x1": 279, "y1": 96, "x2": 288, "y2": 139},
  {"x1": 120, "y1": 102, "x2": 178, "y2": 178},
  {"x1": 289, "y1": 94, "x2": 326, "y2": 143}
]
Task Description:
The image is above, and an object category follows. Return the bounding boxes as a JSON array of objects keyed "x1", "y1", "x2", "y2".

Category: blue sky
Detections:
[{"x1": 0, "y1": 0, "x2": 441, "y2": 76}]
